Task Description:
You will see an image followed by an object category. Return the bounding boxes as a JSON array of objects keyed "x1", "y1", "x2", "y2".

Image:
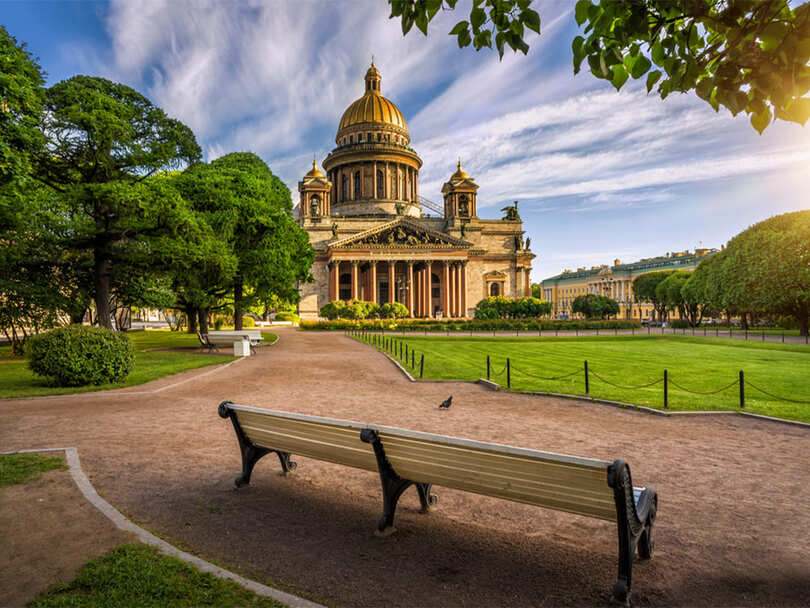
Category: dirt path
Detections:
[
  {"x1": 0, "y1": 463, "x2": 135, "y2": 607},
  {"x1": 1, "y1": 328, "x2": 809, "y2": 606}
]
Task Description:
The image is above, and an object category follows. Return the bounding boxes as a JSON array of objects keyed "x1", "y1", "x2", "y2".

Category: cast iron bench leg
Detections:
[
  {"x1": 361, "y1": 429, "x2": 438, "y2": 535},
  {"x1": 218, "y1": 401, "x2": 297, "y2": 487},
  {"x1": 608, "y1": 459, "x2": 657, "y2": 605}
]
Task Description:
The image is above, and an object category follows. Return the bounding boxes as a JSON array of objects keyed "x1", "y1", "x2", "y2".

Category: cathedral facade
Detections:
[{"x1": 296, "y1": 63, "x2": 534, "y2": 320}]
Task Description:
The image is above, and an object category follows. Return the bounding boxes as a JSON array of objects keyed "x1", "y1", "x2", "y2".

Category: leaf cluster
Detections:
[
  {"x1": 572, "y1": 0, "x2": 810, "y2": 132},
  {"x1": 389, "y1": 0, "x2": 541, "y2": 59}
]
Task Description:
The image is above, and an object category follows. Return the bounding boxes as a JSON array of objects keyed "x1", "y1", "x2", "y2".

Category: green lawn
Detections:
[
  {"x1": 30, "y1": 544, "x2": 285, "y2": 608},
  {"x1": 362, "y1": 334, "x2": 810, "y2": 423},
  {"x1": 0, "y1": 329, "x2": 276, "y2": 399},
  {"x1": 0, "y1": 452, "x2": 67, "y2": 486}
]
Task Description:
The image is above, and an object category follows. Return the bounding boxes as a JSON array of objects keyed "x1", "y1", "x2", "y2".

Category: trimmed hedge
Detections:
[
  {"x1": 274, "y1": 311, "x2": 300, "y2": 323},
  {"x1": 28, "y1": 326, "x2": 135, "y2": 386},
  {"x1": 474, "y1": 296, "x2": 552, "y2": 319},
  {"x1": 300, "y1": 318, "x2": 642, "y2": 331},
  {"x1": 319, "y1": 299, "x2": 408, "y2": 320}
]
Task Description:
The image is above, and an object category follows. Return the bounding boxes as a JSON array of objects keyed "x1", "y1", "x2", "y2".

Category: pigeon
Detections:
[{"x1": 438, "y1": 396, "x2": 452, "y2": 409}]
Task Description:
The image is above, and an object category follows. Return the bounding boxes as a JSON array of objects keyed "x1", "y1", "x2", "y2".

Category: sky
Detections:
[{"x1": 4, "y1": 0, "x2": 809, "y2": 282}]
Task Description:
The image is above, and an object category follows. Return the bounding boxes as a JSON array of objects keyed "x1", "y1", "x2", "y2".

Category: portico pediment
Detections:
[{"x1": 329, "y1": 218, "x2": 471, "y2": 250}]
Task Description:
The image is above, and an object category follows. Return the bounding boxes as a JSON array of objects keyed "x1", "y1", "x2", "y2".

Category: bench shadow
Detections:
[{"x1": 152, "y1": 462, "x2": 653, "y2": 608}]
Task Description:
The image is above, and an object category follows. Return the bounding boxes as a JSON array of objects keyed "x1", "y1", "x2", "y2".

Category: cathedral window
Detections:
[
  {"x1": 391, "y1": 173, "x2": 398, "y2": 199},
  {"x1": 377, "y1": 133, "x2": 381, "y2": 142},
  {"x1": 341, "y1": 174, "x2": 348, "y2": 201},
  {"x1": 349, "y1": 135, "x2": 353, "y2": 143},
  {"x1": 490, "y1": 283, "x2": 500, "y2": 297},
  {"x1": 358, "y1": 133, "x2": 363, "y2": 142},
  {"x1": 458, "y1": 194, "x2": 469, "y2": 217},
  {"x1": 354, "y1": 171, "x2": 361, "y2": 200},
  {"x1": 377, "y1": 170, "x2": 384, "y2": 198},
  {"x1": 367, "y1": 132, "x2": 372, "y2": 142}
]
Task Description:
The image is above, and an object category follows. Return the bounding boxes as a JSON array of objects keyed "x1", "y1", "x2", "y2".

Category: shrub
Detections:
[
  {"x1": 380, "y1": 302, "x2": 409, "y2": 319},
  {"x1": 669, "y1": 319, "x2": 691, "y2": 329},
  {"x1": 28, "y1": 326, "x2": 135, "y2": 387},
  {"x1": 213, "y1": 317, "x2": 225, "y2": 330},
  {"x1": 319, "y1": 299, "x2": 382, "y2": 320},
  {"x1": 241, "y1": 316, "x2": 256, "y2": 328},
  {"x1": 275, "y1": 311, "x2": 300, "y2": 323},
  {"x1": 474, "y1": 296, "x2": 552, "y2": 319}
]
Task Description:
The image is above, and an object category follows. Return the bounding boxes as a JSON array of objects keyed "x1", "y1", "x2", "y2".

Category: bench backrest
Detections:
[
  {"x1": 209, "y1": 330, "x2": 262, "y2": 339},
  {"x1": 228, "y1": 405, "x2": 616, "y2": 521}
]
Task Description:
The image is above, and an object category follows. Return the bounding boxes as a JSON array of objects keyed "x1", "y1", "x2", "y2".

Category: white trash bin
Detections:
[{"x1": 233, "y1": 338, "x2": 251, "y2": 357}]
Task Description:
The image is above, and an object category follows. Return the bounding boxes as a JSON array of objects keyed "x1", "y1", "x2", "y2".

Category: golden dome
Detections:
[
  {"x1": 337, "y1": 63, "x2": 408, "y2": 135},
  {"x1": 304, "y1": 159, "x2": 324, "y2": 178},
  {"x1": 451, "y1": 159, "x2": 469, "y2": 180}
]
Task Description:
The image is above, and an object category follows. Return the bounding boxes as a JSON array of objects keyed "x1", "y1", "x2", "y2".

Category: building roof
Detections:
[
  {"x1": 541, "y1": 249, "x2": 718, "y2": 284},
  {"x1": 337, "y1": 63, "x2": 408, "y2": 135}
]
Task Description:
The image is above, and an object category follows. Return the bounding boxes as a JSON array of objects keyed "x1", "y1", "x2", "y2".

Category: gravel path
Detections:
[{"x1": 1, "y1": 328, "x2": 808, "y2": 607}]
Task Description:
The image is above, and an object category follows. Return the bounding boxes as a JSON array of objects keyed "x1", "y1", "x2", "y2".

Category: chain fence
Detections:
[{"x1": 346, "y1": 330, "x2": 809, "y2": 413}]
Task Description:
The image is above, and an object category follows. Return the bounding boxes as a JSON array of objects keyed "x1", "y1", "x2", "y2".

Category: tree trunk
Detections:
[
  {"x1": 798, "y1": 316, "x2": 808, "y2": 337},
  {"x1": 741, "y1": 312, "x2": 749, "y2": 330},
  {"x1": 234, "y1": 275, "x2": 243, "y2": 330},
  {"x1": 198, "y1": 308, "x2": 209, "y2": 334},
  {"x1": 185, "y1": 307, "x2": 198, "y2": 334},
  {"x1": 94, "y1": 247, "x2": 113, "y2": 330}
]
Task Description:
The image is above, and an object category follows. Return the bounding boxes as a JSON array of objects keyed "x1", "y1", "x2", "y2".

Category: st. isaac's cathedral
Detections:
[{"x1": 296, "y1": 62, "x2": 535, "y2": 319}]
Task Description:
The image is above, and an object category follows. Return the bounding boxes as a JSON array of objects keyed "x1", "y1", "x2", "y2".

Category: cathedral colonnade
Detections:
[{"x1": 327, "y1": 259, "x2": 467, "y2": 318}]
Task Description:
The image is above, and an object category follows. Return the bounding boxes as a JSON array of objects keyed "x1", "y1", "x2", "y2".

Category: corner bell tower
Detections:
[{"x1": 441, "y1": 160, "x2": 478, "y2": 219}]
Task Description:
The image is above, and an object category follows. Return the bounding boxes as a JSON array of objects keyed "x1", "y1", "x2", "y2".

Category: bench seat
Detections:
[{"x1": 218, "y1": 402, "x2": 657, "y2": 604}]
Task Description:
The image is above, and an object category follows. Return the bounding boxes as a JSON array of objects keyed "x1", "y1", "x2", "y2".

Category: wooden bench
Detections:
[
  {"x1": 218, "y1": 401, "x2": 657, "y2": 603},
  {"x1": 207, "y1": 330, "x2": 262, "y2": 354}
]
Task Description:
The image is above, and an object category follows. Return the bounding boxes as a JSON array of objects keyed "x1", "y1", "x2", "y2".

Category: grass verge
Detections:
[
  {"x1": 29, "y1": 543, "x2": 285, "y2": 608},
  {"x1": 0, "y1": 452, "x2": 67, "y2": 486},
  {"x1": 361, "y1": 334, "x2": 810, "y2": 423},
  {"x1": 0, "y1": 330, "x2": 259, "y2": 399}
]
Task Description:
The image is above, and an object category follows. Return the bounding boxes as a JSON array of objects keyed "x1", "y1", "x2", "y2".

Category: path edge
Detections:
[{"x1": 2, "y1": 447, "x2": 325, "y2": 608}]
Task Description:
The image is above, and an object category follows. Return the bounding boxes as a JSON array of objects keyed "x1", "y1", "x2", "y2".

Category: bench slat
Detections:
[
  {"x1": 237, "y1": 412, "x2": 377, "y2": 471},
  {"x1": 378, "y1": 434, "x2": 607, "y2": 485}
]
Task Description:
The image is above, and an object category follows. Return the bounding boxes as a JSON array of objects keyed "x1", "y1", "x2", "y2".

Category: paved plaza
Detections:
[{"x1": 2, "y1": 328, "x2": 809, "y2": 606}]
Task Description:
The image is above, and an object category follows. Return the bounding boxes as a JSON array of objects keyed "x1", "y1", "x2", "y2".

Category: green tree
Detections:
[
  {"x1": 679, "y1": 267, "x2": 713, "y2": 326},
  {"x1": 390, "y1": 0, "x2": 810, "y2": 133},
  {"x1": 0, "y1": 26, "x2": 45, "y2": 197},
  {"x1": 632, "y1": 270, "x2": 675, "y2": 321},
  {"x1": 571, "y1": 293, "x2": 619, "y2": 319},
  {"x1": 716, "y1": 210, "x2": 810, "y2": 335},
  {"x1": 31, "y1": 76, "x2": 202, "y2": 329},
  {"x1": 172, "y1": 153, "x2": 314, "y2": 331},
  {"x1": 656, "y1": 270, "x2": 691, "y2": 320},
  {"x1": 531, "y1": 283, "x2": 542, "y2": 298}
]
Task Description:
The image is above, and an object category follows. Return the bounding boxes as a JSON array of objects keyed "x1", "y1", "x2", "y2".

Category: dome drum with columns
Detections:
[{"x1": 296, "y1": 63, "x2": 534, "y2": 319}]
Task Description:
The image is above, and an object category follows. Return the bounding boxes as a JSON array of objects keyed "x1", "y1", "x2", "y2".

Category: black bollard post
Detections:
[
  {"x1": 739, "y1": 370, "x2": 745, "y2": 408},
  {"x1": 782, "y1": 333, "x2": 785, "y2": 343},
  {"x1": 405, "y1": 343, "x2": 408, "y2": 360},
  {"x1": 663, "y1": 369, "x2": 668, "y2": 409},
  {"x1": 584, "y1": 360, "x2": 589, "y2": 394},
  {"x1": 487, "y1": 355, "x2": 491, "y2": 380},
  {"x1": 507, "y1": 358, "x2": 511, "y2": 389},
  {"x1": 420, "y1": 354, "x2": 424, "y2": 378}
]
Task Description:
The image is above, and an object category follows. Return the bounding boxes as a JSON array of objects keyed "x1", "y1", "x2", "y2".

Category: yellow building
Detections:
[
  {"x1": 540, "y1": 249, "x2": 717, "y2": 321},
  {"x1": 296, "y1": 63, "x2": 535, "y2": 319}
]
